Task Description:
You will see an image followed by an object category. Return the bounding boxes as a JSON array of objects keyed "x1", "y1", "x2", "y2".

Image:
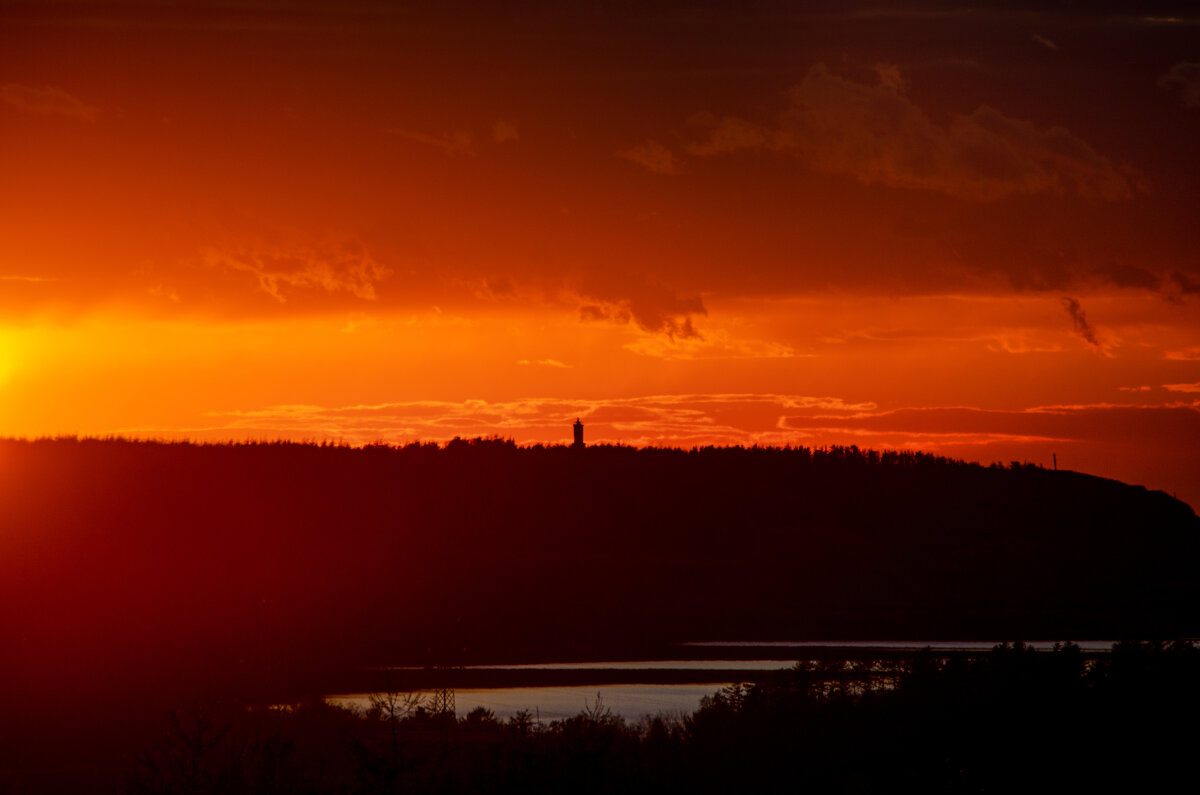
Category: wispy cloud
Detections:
[
  {"x1": 686, "y1": 62, "x2": 1143, "y2": 201},
  {"x1": 128, "y1": 396, "x2": 1200, "y2": 476},
  {"x1": 517, "y1": 359, "x2": 571, "y2": 368},
  {"x1": 176, "y1": 393, "x2": 877, "y2": 447},
  {"x1": 1, "y1": 84, "x2": 99, "y2": 120},
  {"x1": 491, "y1": 119, "x2": 519, "y2": 143},
  {"x1": 0, "y1": 274, "x2": 59, "y2": 282},
  {"x1": 779, "y1": 402, "x2": 1200, "y2": 452},
  {"x1": 1032, "y1": 34, "x2": 1058, "y2": 50},
  {"x1": 1159, "y1": 61, "x2": 1200, "y2": 108},
  {"x1": 623, "y1": 328, "x2": 799, "y2": 361},
  {"x1": 983, "y1": 334, "x2": 1064, "y2": 354},
  {"x1": 618, "y1": 139, "x2": 684, "y2": 175},
  {"x1": 389, "y1": 127, "x2": 474, "y2": 156},
  {"x1": 204, "y1": 244, "x2": 391, "y2": 301}
]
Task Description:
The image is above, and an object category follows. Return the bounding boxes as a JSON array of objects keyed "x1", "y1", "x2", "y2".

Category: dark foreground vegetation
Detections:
[
  {"x1": 1, "y1": 437, "x2": 1197, "y2": 791},
  {"x1": 123, "y1": 642, "x2": 1200, "y2": 794}
]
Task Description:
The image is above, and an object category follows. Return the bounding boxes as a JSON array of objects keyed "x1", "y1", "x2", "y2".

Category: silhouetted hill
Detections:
[{"x1": 1, "y1": 437, "x2": 1197, "y2": 789}]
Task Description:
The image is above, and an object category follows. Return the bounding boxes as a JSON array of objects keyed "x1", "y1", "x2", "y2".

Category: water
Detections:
[
  {"x1": 331, "y1": 684, "x2": 727, "y2": 721},
  {"x1": 687, "y1": 639, "x2": 1122, "y2": 651},
  {"x1": 329, "y1": 641, "x2": 1127, "y2": 721},
  {"x1": 381, "y1": 659, "x2": 795, "y2": 672},
  {"x1": 334, "y1": 658, "x2": 793, "y2": 720}
]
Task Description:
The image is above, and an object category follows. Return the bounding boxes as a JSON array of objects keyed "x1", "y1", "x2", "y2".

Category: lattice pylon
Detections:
[{"x1": 429, "y1": 686, "x2": 455, "y2": 716}]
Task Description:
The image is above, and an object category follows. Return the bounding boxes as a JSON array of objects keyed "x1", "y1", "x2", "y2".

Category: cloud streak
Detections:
[
  {"x1": 0, "y1": 274, "x2": 59, "y2": 282},
  {"x1": 623, "y1": 328, "x2": 798, "y2": 361},
  {"x1": 168, "y1": 393, "x2": 874, "y2": 446},
  {"x1": 124, "y1": 396, "x2": 1199, "y2": 464},
  {"x1": 389, "y1": 127, "x2": 474, "y2": 156},
  {"x1": 1060, "y1": 296, "x2": 1102, "y2": 350},
  {"x1": 517, "y1": 359, "x2": 571, "y2": 368},
  {"x1": 1, "y1": 84, "x2": 99, "y2": 120},
  {"x1": 1165, "y1": 347, "x2": 1200, "y2": 361},
  {"x1": 782, "y1": 403, "x2": 1200, "y2": 442},
  {"x1": 106, "y1": 395, "x2": 1200, "y2": 507}
]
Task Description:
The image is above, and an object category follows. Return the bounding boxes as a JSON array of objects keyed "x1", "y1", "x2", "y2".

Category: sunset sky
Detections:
[{"x1": 2, "y1": 2, "x2": 1199, "y2": 507}]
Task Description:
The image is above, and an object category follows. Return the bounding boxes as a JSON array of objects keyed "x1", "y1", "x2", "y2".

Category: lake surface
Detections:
[
  {"x1": 686, "y1": 639, "x2": 1123, "y2": 651},
  {"x1": 331, "y1": 658, "x2": 796, "y2": 719},
  {"x1": 327, "y1": 641, "x2": 1128, "y2": 721},
  {"x1": 331, "y1": 684, "x2": 731, "y2": 721},
  {"x1": 383, "y1": 659, "x2": 799, "y2": 672}
]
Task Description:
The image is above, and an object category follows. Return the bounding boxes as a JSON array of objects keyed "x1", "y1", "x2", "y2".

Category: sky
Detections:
[{"x1": 1, "y1": 1, "x2": 1199, "y2": 507}]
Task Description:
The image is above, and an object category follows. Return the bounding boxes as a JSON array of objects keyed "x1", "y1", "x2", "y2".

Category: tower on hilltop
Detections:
[{"x1": 572, "y1": 418, "x2": 584, "y2": 448}]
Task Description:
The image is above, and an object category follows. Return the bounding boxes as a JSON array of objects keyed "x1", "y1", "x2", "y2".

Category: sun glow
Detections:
[{"x1": 0, "y1": 1, "x2": 1196, "y2": 510}]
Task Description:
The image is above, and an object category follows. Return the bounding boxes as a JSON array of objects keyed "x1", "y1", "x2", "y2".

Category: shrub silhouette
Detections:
[{"x1": 116, "y1": 642, "x2": 1200, "y2": 794}]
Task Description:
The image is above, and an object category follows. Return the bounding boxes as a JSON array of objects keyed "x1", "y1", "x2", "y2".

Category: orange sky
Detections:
[{"x1": 2, "y1": 2, "x2": 1199, "y2": 507}]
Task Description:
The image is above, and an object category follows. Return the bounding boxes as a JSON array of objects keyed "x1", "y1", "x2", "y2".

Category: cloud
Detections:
[
  {"x1": 463, "y1": 274, "x2": 520, "y2": 301},
  {"x1": 1159, "y1": 61, "x2": 1200, "y2": 108},
  {"x1": 686, "y1": 63, "x2": 1143, "y2": 201},
  {"x1": 389, "y1": 127, "x2": 474, "y2": 156},
  {"x1": 183, "y1": 393, "x2": 877, "y2": 448},
  {"x1": 116, "y1": 395, "x2": 1200, "y2": 507},
  {"x1": 205, "y1": 244, "x2": 391, "y2": 302},
  {"x1": 618, "y1": 139, "x2": 684, "y2": 175},
  {"x1": 1093, "y1": 262, "x2": 1161, "y2": 290},
  {"x1": 162, "y1": 395, "x2": 1199, "y2": 461},
  {"x1": 580, "y1": 300, "x2": 702, "y2": 339},
  {"x1": 1164, "y1": 382, "x2": 1200, "y2": 393},
  {"x1": 148, "y1": 283, "x2": 182, "y2": 304},
  {"x1": 517, "y1": 359, "x2": 571, "y2": 368},
  {"x1": 623, "y1": 328, "x2": 799, "y2": 361},
  {"x1": 873, "y1": 63, "x2": 908, "y2": 92},
  {"x1": 492, "y1": 119, "x2": 519, "y2": 143},
  {"x1": 1060, "y1": 296, "x2": 1102, "y2": 350},
  {"x1": 1, "y1": 84, "x2": 99, "y2": 121},
  {"x1": 0, "y1": 274, "x2": 59, "y2": 282},
  {"x1": 1032, "y1": 34, "x2": 1058, "y2": 50},
  {"x1": 576, "y1": 275, "x2": 706, "y2": 340},
  {"x1": 983, "y1": 334, "x2": 1064, "y2": 354},
  {"x1": 1083, "y1": 263, "x2": 1200, "y2": 303},
  {"x1": 578, "y1": 304, "x2": 615, "y2": 322},
  {"x1": 1164, "y1": 270, "x2": 1200, "y2": 303},
  {"x1": 777, "y1": 403, "x2": 1200, "y2": 454},
  {"x1": 684, "y1": 112, "x2": 783, "y2": 157}
]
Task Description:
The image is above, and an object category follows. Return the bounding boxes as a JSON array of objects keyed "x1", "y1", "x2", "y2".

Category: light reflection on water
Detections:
[
  {"x1": 330, "y1": 684, "x2": 727, "y2": 721},
  {"x1": 334, "y1": 660, "x2": 785, "y2": 720},
  {"x1": 332, "y1": 642, "x2": 1128, "y2": 720},
  {"x1": 687, "y1": 640, "x2": 1122, "y2": 651},
  {"x1": 381, "y1": 659, "x2": 796, "y2": 672}
]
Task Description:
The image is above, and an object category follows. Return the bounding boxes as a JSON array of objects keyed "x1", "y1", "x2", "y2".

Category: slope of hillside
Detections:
[{"x1": 2, "y1": 437, "x2": 1196, "y2": 708}]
